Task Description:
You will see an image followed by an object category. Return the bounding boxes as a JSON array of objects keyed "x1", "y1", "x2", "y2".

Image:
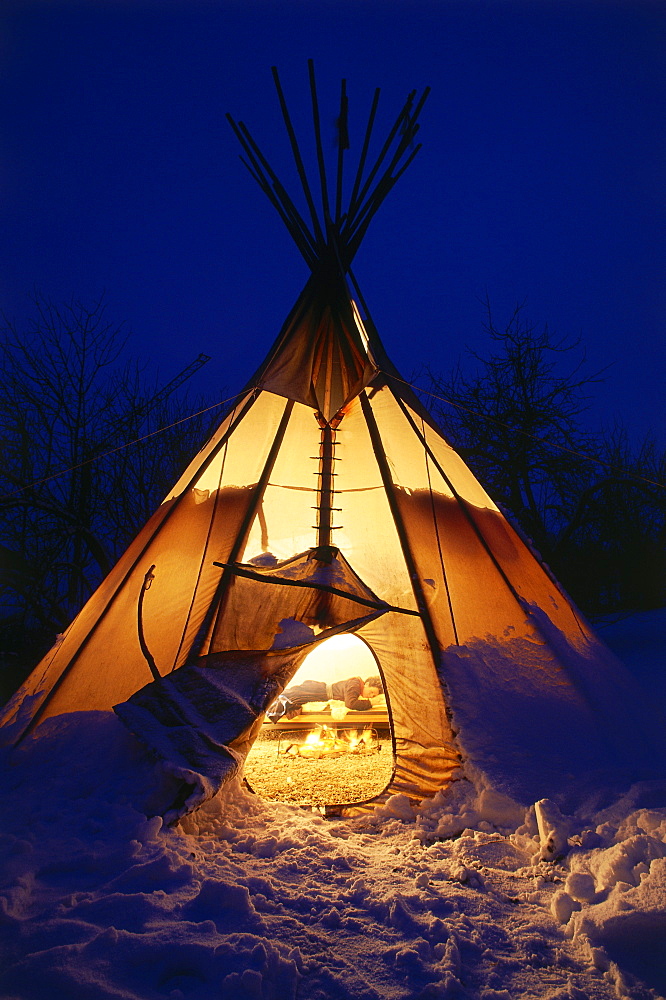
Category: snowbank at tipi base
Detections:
[{"x1": 0, "y1": 612, "x2": 665, "y2": 1000}]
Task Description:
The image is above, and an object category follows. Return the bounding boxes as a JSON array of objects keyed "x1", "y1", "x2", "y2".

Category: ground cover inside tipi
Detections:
[{"x1": 244, "y1": 728, "x2": 393, "y2": 806}]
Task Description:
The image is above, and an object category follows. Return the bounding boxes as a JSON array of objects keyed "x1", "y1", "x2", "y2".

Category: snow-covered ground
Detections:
[{"x1": 0, "y1": 611, "x2": 664, "y2": 1000}]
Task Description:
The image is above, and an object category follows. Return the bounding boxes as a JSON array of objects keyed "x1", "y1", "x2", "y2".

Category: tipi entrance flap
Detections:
[
  {"x1": 114, "y1": 644, "x2": 314, "y2": 823},
  {"x1": 207, "y1": 548, "x2": 392, "y2": 655}
]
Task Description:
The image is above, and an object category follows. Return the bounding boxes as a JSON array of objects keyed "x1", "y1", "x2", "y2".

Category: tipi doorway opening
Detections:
[{"x1": 244, "y1": 633, "x2": 394, "y2": 807}]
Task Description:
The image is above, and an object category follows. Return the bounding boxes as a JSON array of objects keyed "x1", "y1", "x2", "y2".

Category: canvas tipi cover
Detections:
[{"x1": 2, "y1": 67, "x2": 663, "y2": 819}]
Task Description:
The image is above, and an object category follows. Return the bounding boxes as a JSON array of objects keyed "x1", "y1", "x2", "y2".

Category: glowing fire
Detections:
[{"x1": 281, "y1": 725, "x2": 379, "y2": 759}]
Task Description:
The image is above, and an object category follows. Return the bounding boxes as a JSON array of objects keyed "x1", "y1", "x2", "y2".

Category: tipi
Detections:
[{"x1": 2, "y1": 66, "x2": 662, "y2": 819}]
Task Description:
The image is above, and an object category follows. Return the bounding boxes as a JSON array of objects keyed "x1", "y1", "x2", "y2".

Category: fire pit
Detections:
[{"x1": 279, "y1": 725, "x2": 381, "y2": 760}]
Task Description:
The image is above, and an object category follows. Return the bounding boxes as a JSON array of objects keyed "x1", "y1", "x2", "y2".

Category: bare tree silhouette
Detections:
[{"x1": 0, "y1": 296, "x2": 216, "y2": 694}]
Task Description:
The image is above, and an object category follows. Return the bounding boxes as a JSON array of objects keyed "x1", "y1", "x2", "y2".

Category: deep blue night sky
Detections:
[{"x1": 1, "y1": 1, "x2": 664, "y2": 445}]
